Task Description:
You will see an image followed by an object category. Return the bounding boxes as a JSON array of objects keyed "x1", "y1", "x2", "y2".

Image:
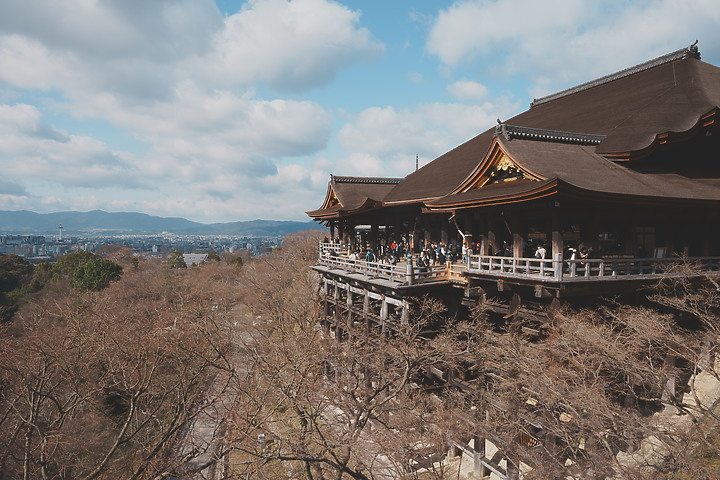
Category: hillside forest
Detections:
[{"x1": 0, "y1": 232, "x2": 719, "y2": 479}]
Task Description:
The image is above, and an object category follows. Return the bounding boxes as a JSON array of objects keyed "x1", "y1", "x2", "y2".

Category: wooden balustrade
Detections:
[
  {"x1": 319, "y1": 243, "x2": 720, "y2": 285},
  {"x1": 467, "y1": 253, "x2": 720, "y2": 282},
  {"x1": 318, "y1": 243, "x2": 460, "y2": 285}
]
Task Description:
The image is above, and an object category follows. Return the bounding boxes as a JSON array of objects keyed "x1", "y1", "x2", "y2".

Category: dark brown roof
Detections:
[
  {"x1": 505, "y1": 136, "x2": 720, "y2": 201},
  {"x1": 384, "y1": 48, "x2": 720, "y2": 204},
  {"x1": 427, "y1": 136, "x2": 720, "y2": 208},
  {"x1": 306, "y1": 175, "x2": 402, "y2": 219},
  {"x1": 426, "y1": 178, "x2": 558, "y2": 208}
]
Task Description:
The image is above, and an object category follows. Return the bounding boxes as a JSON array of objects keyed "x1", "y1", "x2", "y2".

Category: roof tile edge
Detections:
[
  {"x1": 331, "y1": 175, "x2": 403, "y2": 184},
  {"x1": 530, "y1": 42, "x2": 701, "y2": 108},
  {"x1": 496, "y1": 124, "x2": 607, "y2": 145}
]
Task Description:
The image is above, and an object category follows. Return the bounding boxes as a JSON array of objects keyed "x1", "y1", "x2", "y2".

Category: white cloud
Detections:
[
  {"x1": 427, "y1": 0, "x2": 720, "y2": 96},
  {"x1": 0, "y1": 0, "x2": 383, "y2": 222},
  {"x1": 0, "y1": 99, "x2": 334, "y2": 222},
  {"x1": 0, "y1": 0, "x2": 383, "y2": 100},
  {"x1": 193, "y1": 0, "x2": 384, "y2": 92},
  {"x1": 0, "y1": 0, "x2": 222, "y2": 101},
  {"x1": 447, "y1": 80, "x2": 489, "y2": 102},
  {"x1": 337, "y1": 99, "x2": 518, "y2": 173},
  {"x1": 0, "y1": 104, "x2": 142, "y2": 189},
  {"x1": 0, "y1": 180, "x2": 28, "y2": 197}
]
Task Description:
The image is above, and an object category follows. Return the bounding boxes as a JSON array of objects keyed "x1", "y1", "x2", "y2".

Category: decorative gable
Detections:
[
  {"x1": 482, "y1": 153, "x2": 535, "y2": 186},
  {"x1": 456, "y1": 140, "x2": 542, "y2": 193},
  {"x1": 319, "y1": 184, "x2": 342, "y2": 210}
]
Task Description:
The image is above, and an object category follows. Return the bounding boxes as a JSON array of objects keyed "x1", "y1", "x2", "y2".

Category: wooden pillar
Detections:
[
  {"x1": 363, "y1": 290, "x2": 370, "y2": 318},
  {"x1": 342, "y1": 221, "x2": 353, "y2": 246},
  {"x1": 512, "y1": 218, "x2": 524, "y2": 258},
  {"x1": 440, "y1": 216, "x2": 449, "y2": 245},
  {"x1": 329, "y1": 222, "x2": 336, "y2": 240},
  {"x1": 506, "y1": 457, "x2": 520, "y2": 480},
  {"x1": 370, "y1": 223, "x2": 379, "y2": 252},
  {"x1": 471, "y1": 210, "x2": 482, "y2": 246},
  {"x1": 333, "y1": 284, "x2": 341, "y2": 343},
  {"x1": 346, "y1": 286, "x2": 353, "y2": 336},
  {"x1": 509, "y1": 292, "x2": 521, "y2": 321},
  {"x1": 322, "y1": 279, "x2": 330, "y2": 316},
  {"x1": 473, "y1": 436, "x2": 489, "y2": 476},
  {"x1": 380, "y1": 295, "x2": 388, "y2": 336},
  {"x1": 551, "y1": 209, "x2": 564, "y2": 259},
  {"x1": 662, "y1": 354, "x2": 677, "y2": 413},
  {"x1": 486, "y1": 217, "x2": 497, "y2": 255}
]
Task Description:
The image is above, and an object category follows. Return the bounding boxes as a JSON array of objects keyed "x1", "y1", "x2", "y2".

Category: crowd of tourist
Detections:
[
  {"x1": 323, "y1": 236, "x2": 609, "y2": 267},
  {"x1": 323, "y1": 236, "x2": 479, "y2": 269}
]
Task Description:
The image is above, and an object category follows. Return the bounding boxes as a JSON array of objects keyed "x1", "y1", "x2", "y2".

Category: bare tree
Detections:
[{"x1": 0, "y1": 258, "x2": 241, "y2": 479}]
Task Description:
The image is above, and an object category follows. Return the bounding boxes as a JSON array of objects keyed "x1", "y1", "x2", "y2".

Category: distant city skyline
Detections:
[{"x1": 1, "y1": 0, "x2": 718, "y2": 223}]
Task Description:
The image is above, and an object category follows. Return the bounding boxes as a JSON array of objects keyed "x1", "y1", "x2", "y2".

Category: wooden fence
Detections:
[
  {"x1": 319, "y1": 243, "x2": 720, "y2": 285},
  {"x1": 467, "y1": 253, "x2": 720, "y2": 282}
]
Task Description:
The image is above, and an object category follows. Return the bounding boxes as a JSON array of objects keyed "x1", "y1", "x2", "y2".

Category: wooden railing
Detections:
[
  {"x1": 318, "y1": 244, "x2": 720, "y2": 285},
  {"x1": 318, "y1": 253, "x2": 407, "y2": 283},
  {"x1": 318, "y1": 243, "x2": 459, "y2": 285},
  {"x1": 319, "y1": 242, "x2": 343, "y2": 255},
  {"x1": 469, "y1": 255, "x2": 560, "y2": 279},
  {"x1": 467, "y1": 253, "x2": 720, "y2": 282}
]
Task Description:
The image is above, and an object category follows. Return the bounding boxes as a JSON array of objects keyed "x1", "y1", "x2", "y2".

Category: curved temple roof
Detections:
[
  {"x1": 308, "y1": 44, "x2": 720, "y2": 220},
  {"x1": 306, "y1": 175, "x2": 402, "y2": 220},
  {"x1": 427, "y1": 136, "x2": 720, "y2": 209}
]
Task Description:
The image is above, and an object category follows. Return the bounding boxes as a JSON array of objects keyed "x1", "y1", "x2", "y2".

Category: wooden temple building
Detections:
[{"x1": 306, "y1": 44, "x2": 720, "y2": 478}]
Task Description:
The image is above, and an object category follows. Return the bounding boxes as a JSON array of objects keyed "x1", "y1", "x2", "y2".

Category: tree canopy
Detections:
[
  {"x1": 69, "y1": 258, "x2": 123, "y2": 291},
  {"x1": 52, "y1": 250, "x2": 97, "y2": 277},
  {"x1": 0, "y1": 254, "x2": 32, "y2": 294},
  {"x1": 167, "y1": 251, "x2": 187, "y2": 269}
]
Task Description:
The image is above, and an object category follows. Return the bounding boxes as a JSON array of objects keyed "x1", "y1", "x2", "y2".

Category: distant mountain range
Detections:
[{"x1": 0, "y1": 210, "x2": 325, "y2": 236}]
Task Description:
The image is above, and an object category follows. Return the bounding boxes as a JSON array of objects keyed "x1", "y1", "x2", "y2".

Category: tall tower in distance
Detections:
[{"x1": 58, "y1": 224, "x2": 63, "y2": 242}]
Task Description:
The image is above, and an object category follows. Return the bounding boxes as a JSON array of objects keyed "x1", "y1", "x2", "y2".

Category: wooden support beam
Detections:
[
  {"x1": 465, "y1": 285, "x2": 487, "y2": 299},
  {"x1": 534, "y1": 284, "x2": 554, "y2": 298},
  {"x1": 473, "y1": 436, "x2": 490, "y2": 476},
  {"x1": 662, "y1": 354, "x2": 677, "y2": 413},
  {"x1": 506, "y1": 293, "x2": 521, "y2": 321},
  {"x1": 400, "y1": 301, "x2": 410, "y2": 325},
  {"x1": 547, "y1": 297, "x2": 563, "y2": 327},
  {"x1": 506, "y1": 457, "x2": 520, "y2": 480},
  {"x1": 512, "y1": 217, "x2": 524, "y2": 259},
  {"x1": 370, "y1": 223, "x2": 379, "y2": 252},
  {"x1": 551, "y1": 209, "x2": 563, "y2": 259}
]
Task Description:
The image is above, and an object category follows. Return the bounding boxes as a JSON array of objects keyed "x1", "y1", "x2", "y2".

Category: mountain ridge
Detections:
[{"x1": 0, "y1": 210, "x2": 323, "y2": 236}]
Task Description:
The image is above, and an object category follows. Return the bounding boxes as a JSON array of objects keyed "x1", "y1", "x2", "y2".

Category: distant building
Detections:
[{"x1": 183, "y1": 253, "x2": 208, "y2": 266}]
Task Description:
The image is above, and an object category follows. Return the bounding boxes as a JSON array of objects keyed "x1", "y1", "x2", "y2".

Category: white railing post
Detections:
[
  {"x1": 406, "y1": 256, "x2": 415, "y2": 285},
  {"x1": 553, "y1": 253, "x2": 563, "y2": 280}
]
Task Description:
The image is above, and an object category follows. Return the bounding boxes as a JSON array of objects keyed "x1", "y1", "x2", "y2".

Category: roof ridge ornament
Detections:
[
  {"x1": 531, "y1": 42, "x2": 702, "y2": 108},
  {"x1": 331, "y1": 175, "x2": 403, "y2": 185},
  {"x1": 495, "y1": 124, "x2": 607, "y2": 145}
]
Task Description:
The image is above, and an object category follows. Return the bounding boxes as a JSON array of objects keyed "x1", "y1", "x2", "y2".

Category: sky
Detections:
[{"x1": 0, "y1": 0, "x2": 719, "y2": 224}]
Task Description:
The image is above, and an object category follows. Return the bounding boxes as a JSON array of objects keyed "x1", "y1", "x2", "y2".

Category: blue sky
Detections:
[{"x1": 0, "y1": 0, "x2": 718, "y2": 224}]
